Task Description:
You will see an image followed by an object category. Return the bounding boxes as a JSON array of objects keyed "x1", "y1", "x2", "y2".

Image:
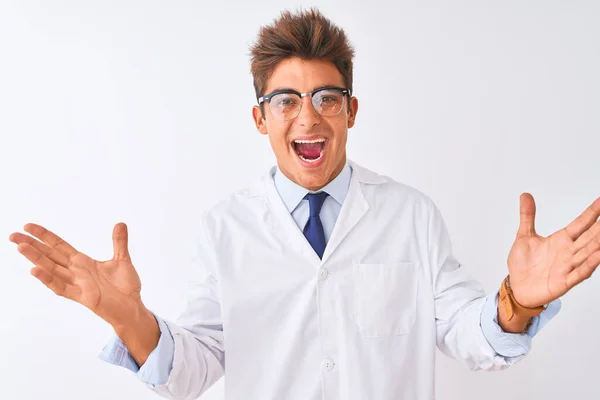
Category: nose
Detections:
[{"x1": 294, "y1": 95, "x2": 320, "y2": 128}]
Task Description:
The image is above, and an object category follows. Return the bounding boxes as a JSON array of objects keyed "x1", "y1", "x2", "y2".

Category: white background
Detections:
[{"x1": 1, "y1": 1, "x2": 598, "y2": 399}]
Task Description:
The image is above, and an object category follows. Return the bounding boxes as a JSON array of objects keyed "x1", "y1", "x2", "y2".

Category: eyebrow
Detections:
[{"x1": 266, "y1": 84, "x2": 343, "y2": 94}]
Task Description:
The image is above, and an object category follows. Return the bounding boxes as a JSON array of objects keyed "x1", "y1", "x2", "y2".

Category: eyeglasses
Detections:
[{"x1": 258, "y1": 86, "x2": 351, "y2": 121}]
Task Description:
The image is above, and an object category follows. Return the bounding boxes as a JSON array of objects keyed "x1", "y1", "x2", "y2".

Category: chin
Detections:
[
  {"x1": 278, "y1": 150, "x2": 339, "y2": 190},
  {"x1": 296, "y1": 169, "x2": 331, "y2": 190}
]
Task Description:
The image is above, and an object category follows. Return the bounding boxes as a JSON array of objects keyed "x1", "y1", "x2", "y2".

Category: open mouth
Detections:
[{"x1": 292, "y1": 138, "x2": 326, "y2": 164}]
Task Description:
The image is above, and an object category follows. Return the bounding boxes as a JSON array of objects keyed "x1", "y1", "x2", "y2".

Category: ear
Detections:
[
  {"x1": 252, "y1": 105, "x2": 268, "y2": 135},
  {"x1": 347, "y1": 96, "x2": 359, "y2": 129}
]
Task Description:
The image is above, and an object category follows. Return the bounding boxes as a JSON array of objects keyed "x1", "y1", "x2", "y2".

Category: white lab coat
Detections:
[{"x1": 149, "y1": 160, "x2": 520, "y2": 400}]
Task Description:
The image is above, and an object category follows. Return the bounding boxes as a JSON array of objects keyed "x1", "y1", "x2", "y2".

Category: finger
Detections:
[
  {"x1": 112, "y1": 222, "x2": 131, "y2": 261},
  {"x1": 23, "y1": 223, "x2": 79, "y2": 258},
  {"x1": 564, "y1": 197, "x2": 600, "y2": 241},
  {"x1": 567, "y1": 250, "x2": 600, "y2": 288},
  {"x1": 9, "y1": 232, "x2": 71, "y2": 268},
  {"x1": 17, "y1": 242, "x2": 74, "y2": 283},
  {"x1": 517, "y1": 193, "x2": 537, "y2": 237},
  {"x1": 570, "y1": 219, "x2": 600, "y2": 256},
  {"x1": 30, "y1": 266, "x2": 80, "y2": 300},
  {"x1": 570, "y1": 221, "x2": 600, "y2": 268}
]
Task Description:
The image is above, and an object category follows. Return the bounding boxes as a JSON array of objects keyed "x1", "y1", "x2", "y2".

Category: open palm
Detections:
[
  {"x1": 9, "y1": 222, "x2": 141, "y2": 326},
  {"x1": 507, "y1": 194, "x2": 600, "y2": 308}
]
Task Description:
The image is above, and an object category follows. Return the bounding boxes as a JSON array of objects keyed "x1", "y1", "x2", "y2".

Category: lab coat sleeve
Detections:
[
  {"x1": 428, "y1": 201, "x2": 533, "y2": 371},
  {"x1": 145, "y1": 215, "x2": 226, "y2": 399}
]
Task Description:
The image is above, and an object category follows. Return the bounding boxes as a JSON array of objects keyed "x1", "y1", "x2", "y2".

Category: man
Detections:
[{"x1": 9, "y1": 8, "x2": 600, "y2": 400}]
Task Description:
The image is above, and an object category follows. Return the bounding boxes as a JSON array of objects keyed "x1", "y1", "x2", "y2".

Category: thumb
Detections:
[
  {"x1": 112, "y1": 222, "x2": 131, "y2": 261},
  {"x1": 517, "y1": 192, "x2": 537, "y2": 237}
]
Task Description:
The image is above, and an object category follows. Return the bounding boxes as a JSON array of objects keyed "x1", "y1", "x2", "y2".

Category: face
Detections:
[{"x1": 252, "y1": 57, "x2": 359, "y2": 191}]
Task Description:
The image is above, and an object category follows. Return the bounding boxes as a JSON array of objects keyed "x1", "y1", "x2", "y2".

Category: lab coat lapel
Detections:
[
  {"x1": 262, "y1": 168, "x2": 323, "y2": 264},
  {"x1": 320, "y1": 161, "x2": 377, "y2": 264}
]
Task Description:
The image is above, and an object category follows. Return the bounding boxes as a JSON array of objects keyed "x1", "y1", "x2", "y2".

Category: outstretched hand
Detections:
[
  {"x1": 9, "y1": 222, "x2": 143, "y2": 326},
  {"x1": 507, "y1": 194, "x2": 600, "y2": 308}
]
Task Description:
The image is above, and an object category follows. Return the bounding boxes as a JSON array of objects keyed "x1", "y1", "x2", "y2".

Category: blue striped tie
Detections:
[{"x1": 303, "y1": 192, "x2": 329, "y2": 259}]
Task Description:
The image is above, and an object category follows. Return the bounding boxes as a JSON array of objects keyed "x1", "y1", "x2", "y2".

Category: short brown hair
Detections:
[{"x1": 249, "y1": 8, "x2": 355, "y2": 101}]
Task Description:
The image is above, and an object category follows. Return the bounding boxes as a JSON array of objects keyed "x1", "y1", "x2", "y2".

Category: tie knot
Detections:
[{"x1": 305, "y1": 192, "x2": 329, "y2": 217}]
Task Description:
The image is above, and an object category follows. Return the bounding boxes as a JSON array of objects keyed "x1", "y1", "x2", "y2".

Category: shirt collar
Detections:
[{"x1": 273, "y1": 161, "x2": 352, "y2": 213}]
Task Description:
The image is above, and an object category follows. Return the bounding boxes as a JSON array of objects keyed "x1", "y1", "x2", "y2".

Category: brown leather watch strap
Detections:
[{"x1": 499, "y1": 276, "x2": 546, "y2": 320}]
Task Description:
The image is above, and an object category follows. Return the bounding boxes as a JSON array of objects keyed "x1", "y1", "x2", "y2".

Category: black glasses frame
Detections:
[{"x1": 257, "y1": 85, "x2": 352, "y2": 105}]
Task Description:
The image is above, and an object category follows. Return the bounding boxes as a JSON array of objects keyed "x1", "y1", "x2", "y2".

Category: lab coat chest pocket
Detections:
[{"x1": 353, "y1": 262, "x2": 419, "y2": 338}]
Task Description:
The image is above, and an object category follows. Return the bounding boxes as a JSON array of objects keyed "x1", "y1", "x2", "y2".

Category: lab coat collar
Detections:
[{"x1": 347, "y1": 159, "x2": 386, "y2": 185}]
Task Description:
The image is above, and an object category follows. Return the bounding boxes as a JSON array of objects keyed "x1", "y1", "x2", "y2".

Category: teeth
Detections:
[
  {"x1": 298, "y1": 153, "x2": 323, "y2": 163},
  {"x1": 293, "y1": 138, "x2": 326, "y2": 144}
]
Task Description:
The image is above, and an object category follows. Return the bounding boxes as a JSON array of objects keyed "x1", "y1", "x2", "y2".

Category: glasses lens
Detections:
[
  {"x1": 312, "y1": 89, "x2": 345, "y2": 116},
  {"x1": 269, "y1": 93, "x2": 301, "y2": 120}
]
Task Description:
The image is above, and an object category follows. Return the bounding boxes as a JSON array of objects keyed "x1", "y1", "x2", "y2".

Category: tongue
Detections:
[{"x1": 296, "y1": 142, "x2": 322, "y2": 159}]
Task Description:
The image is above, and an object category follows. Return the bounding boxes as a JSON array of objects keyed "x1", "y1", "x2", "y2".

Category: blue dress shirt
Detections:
[{"x1": 98, "y1": 161, "x2": 561, "y2": 385}]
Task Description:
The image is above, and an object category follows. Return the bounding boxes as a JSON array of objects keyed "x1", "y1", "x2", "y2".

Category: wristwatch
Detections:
[{"x1": 499, "y1": 275, "x2": 547, "y2": 323}]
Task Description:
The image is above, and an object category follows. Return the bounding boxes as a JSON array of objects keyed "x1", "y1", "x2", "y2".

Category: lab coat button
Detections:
[
  {"x1": 322, "y1": 358, "x2": 335, "y2": 371},
  {"x1": 318, "y1": 269, "x2": 329, "y2": 281}
]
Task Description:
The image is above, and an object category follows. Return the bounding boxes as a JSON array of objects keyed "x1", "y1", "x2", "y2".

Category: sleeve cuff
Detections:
[
  {"x1": 480, "y1": 290, "x2": 562, "y2": 357},
  {"x1": 98, "y1": 313, "x2": 175, "y2": 386},
  {"x1": 137, "y1": 315, "x2": 175, "y2": 386},
  {"x1": 98, "y1": 332, "x2": 140, "y2": 373}
]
